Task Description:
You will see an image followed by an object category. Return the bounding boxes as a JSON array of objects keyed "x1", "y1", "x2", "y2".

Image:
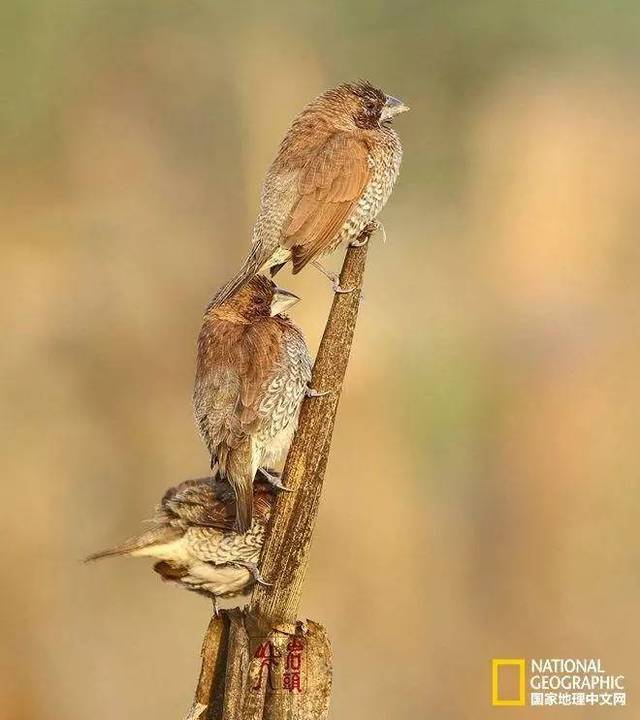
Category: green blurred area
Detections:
[{"x1": 2, "y1": 2, "x2": 640, "y2": 718}]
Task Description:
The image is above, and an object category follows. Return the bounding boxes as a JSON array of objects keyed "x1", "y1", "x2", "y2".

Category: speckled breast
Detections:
[{"x1": 330, "y1": 127, "x2": 403, "y2": 254}]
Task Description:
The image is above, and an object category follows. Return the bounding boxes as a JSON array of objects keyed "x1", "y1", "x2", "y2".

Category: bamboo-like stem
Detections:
[
  {"x1": 185, "y1": 614, "x2": 229, "y2": 720},
  {"x1": 187, "y1": 229, "x2": 372, "y2": 720},
  {"x1": 251, "y1": 239, "x2": 369, "y2": 623}
]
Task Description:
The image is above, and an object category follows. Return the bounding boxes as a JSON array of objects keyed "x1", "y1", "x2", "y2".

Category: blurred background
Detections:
[{"x1": 2, "y1": 2, "x2": 640, "y2": 718}]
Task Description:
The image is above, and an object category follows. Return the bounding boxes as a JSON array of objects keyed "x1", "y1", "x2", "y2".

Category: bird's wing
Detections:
[
  {"x1": 195, "y1": 321, "x2": 279, "y2": 442},
  {"x1": 195, "y1": 321, "x2": 287, "y2": 532},
  {"x1": 195, "y1": 365, "x2": 245, "y2": 452},
  {"x1": 282, "y1": 133, "x2": 371, "y2": 272},
  {"x1": 162, "y1": 479, "x2": 236, "y2": 532},
  {"x1": 255, "y1": 325, "x2": 312, "y2": 442}
]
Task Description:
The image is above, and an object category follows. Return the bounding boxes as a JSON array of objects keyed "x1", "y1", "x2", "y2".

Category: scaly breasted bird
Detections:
[
  {"x1": 193, "y1": 275, "x2": 312, "y2": 531},
  {"x1": 86, "y1": 473, "x2": 276, "y2": 614},
  {"x1": 214, "y1": 80, "x2": 408, "y2": 302}
]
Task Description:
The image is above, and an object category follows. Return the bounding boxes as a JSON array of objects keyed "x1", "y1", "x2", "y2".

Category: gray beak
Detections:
[
  {"x1": 380, "y1": 95, "x2": 409, "y2": 122},
  {"x1": 270, "y1": 286, "x2": 300, "y2": 316}
]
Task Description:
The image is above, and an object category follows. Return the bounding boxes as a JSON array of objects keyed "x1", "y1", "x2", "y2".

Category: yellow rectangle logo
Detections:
[{"x1": 492, "y1": 659, "x2": 526, "y2": 706}]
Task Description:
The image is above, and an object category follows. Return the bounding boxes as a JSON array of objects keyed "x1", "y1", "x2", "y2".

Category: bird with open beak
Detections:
[
  {"x1": 86, "y1": 473, "x2": 276, "y2": 614},
  {"x1": 193, "y1": 275, "x2": 312, "y2": 531},
  {"x1": 213, "y1": 80, "x2": 408, "y2": 302}
]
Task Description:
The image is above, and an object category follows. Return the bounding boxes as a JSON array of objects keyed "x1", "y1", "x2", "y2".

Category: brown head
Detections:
[
  {"x1": 210, "y1": 275, "x2": 299, "y2": 324},
  {"x1": 302, "y1": 81, "x2": 409, "y2": 132}
]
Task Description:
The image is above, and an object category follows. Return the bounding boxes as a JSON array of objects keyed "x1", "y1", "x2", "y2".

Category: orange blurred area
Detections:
[{"x1": 1, "y1": 3, "x2": 639, "y2": 718}]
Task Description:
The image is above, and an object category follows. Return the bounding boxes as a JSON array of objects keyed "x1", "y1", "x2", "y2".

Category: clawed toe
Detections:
[
  {"x1": 306, "y1": 387, "x2": 330, "y2": 398},
  {"x1": 349, "y1": 236, "x2": 369, "y2": 248},
  {"x1": 354, "y1": 220, "x2": 385, "y2": 246},
  {"x1": 332, "y1": 280, "x2": 354, "y2": 294},
  {"x1": 233, "y1": 561, "x2": 272, "y2": 587},
  {"x1": 259, "y1": 467, "x2": 292, "y2": 492}
]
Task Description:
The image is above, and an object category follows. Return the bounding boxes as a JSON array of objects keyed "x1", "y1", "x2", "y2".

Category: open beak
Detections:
[
  {"x1": 270, "y1": 286, "x2": 300, "y2": 316},
  {"x1": 380, "y1": 95, "x2": 409, "y2": 122}
]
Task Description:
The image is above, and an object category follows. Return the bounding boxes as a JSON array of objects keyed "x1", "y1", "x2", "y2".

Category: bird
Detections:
[
  {"x1": 193, "y1": 275, "x2": 312, "y2": 532},
  {"x1": 86, "y1": 473, "x2": 276, "y2": 614},
  {"x1": 213, "y1": 80, "x2": 408, "y2": 303}
]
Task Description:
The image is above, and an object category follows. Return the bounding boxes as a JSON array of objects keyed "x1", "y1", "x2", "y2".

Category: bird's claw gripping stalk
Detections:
[
  {"x1": 332, "y1": 280, "x2": 355, "y2": 294},
  {"x1": 233, "y1": 561, "x2": 272, "y2": 587},
  {"x1": 306, "y1": 387, "x2": 330, "y2": 398},
  {"x1": 357, "y1": 219, "x2": 385, "y2": 246},
  {"x1": 259, "y1": 467, "x2": 292, "y2": 492}
]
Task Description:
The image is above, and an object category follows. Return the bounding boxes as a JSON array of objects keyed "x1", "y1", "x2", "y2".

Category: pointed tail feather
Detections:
[
  {"x1": 222, "y1": 443, "x2": 255, "y2": 532},
  {"x1": 210, "y1": 243, "x2": 273, "y2": 308},
  {"x1": 84, "y1": 526, "x2": 177, "y2": 562},
  {"x1": 230, "y1": 472, "x2": 253, "y2": 533}
]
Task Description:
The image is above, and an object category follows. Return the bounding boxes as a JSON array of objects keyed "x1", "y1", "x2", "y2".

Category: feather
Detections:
[{"x1": 84, "y1": 525, "x2": 180, "y2": 562}]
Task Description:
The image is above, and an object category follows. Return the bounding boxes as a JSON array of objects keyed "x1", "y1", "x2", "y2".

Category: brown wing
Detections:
[
  {"x1": 283, "y1": 133, "x2": 371, "y2": 273},
  {"x1": 194, "y1": 319, "x2": 284, "y2": 454},
  {"x1": 236, "y1": 321, "x2": 289, "y2": 434},
  {"x1": 162, "y1": 478, "x2": 235, "y2": 531},
  {"x1": 162, "y1": 475, "x2": 276, "y2": 534}
]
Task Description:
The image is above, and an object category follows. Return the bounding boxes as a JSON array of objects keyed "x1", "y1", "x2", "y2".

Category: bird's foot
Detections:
[
  {"x1": 333, "y1": 281, "x2": 354, "y2": 294},
  {"x1": 233, "y1": 561, "x2": 272, "y2": 587},
  {"x1": 259, "y1": 467, "x2": 292, "y2": 492},
  {"x1": 350, "y1": 229, "x2": 371, "y2": 247},
  {"x1": 353, "y1": 220, "x2": 385, "y2": 246},
  {"x1": 311, "y1": 260, "x2": 354, "y2": 294},
  {"x1": 306, "y1": 386, "x2": 330, "y2": 398}
]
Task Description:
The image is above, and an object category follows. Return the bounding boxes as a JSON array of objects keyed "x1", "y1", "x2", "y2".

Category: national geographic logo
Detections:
[
  {"x1": 491, "y1": 658, "x2": 627, "y2": 708},
  {"x1": 492, "y1": 660, "x2": 526, "y2": 706}
]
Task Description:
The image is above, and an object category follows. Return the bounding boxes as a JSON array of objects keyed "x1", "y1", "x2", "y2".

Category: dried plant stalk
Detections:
[
  {"x1": 252, "y1": 237, "x2": 370, "y2": 623},
  {"x1": 187, "y1": 230, "x2": 372, "y2": 720}
]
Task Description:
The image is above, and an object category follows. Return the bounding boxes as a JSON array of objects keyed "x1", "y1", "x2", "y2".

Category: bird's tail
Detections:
[
  {"x1": 232, "y1": 475, "x2": 253, "y2": 533},
  {"x1": 84, "y1": 525, "x2": 178, "y2": 562},
  {"x1": 221, "y1": 446, "x2": 254, "y2": 533},
  {"x1": 210, "y1": 242, "x2": 273, "y2": 308}
]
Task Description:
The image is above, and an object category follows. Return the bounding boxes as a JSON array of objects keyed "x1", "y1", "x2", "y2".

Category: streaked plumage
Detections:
[
  {"x1": 86, "y1": 474, "x2": 276, "y2": 610},
  {"x1": 214, "y1": 81, "x2": 408, "y2": 304},
  {"x1": 193, "y1": 276, "x2": 311, "y2": 531}
]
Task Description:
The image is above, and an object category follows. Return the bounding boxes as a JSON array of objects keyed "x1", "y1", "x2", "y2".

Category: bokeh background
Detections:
[{"x1": 2, "y1": 2, "x2": 640, "y2": 718}]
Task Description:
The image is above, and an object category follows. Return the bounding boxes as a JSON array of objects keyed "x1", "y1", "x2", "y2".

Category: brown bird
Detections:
[
  {"x1": 214, "y1": 80, "x2": 408, "y2": 302},
  {"x1": 193, "y1": 275, "x2": 312, "y2": 531},
  {"x1": 86, "y1": 473, "x2": 276, "y2": 614}
]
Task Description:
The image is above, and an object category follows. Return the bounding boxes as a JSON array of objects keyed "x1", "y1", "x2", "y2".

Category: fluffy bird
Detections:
[
  {"x1": 193, "y1": 275, "x2": 312, "y2": 531},
  {"x1": 86, "y1": 474, "x2": 275, "y2": 614},
  {"x1": 214, "y1": 80, "x2": 408, "y2": 302}
]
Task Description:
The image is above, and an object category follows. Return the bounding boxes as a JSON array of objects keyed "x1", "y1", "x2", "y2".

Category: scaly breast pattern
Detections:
[
  {"x1": 328, "y1": 126, "x2": 403, "y2": 254},
  {"x1": 254, "y1": 327, "x2": 312, "y2": 462}
]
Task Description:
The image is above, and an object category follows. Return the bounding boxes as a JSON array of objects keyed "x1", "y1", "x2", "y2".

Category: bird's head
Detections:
[
  {"x1": 315, "y1": 81, "x2": 409, "y2": 131},
  {"x1": 214, "y1": 276, "x2": 300, "y2": 323}
]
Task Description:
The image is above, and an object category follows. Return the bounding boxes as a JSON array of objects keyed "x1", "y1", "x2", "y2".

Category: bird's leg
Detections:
[
  {"x1": 211, "y1": 595, "x2": 219, "y2": 617},
  {"x1": 351, "y1": 219, "x2": 384, "y2": 247},
  {"x1": 311, "y1": 260, "x2": 354, "y2": 294},
  {"x1": 232, "y1": 561, "x2": 272, "y2": 587},
  {"x1": 259, "y1": 466, "x2": 292, "y2": 492}
]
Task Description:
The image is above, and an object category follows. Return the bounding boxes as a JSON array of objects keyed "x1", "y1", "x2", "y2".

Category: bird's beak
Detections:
[
  {"x1": 270, "y1": 286, "x2": 300, "y2": 316},
  {"x1": 380, "y1": 95, "x2": 409, "y2": 122}
]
